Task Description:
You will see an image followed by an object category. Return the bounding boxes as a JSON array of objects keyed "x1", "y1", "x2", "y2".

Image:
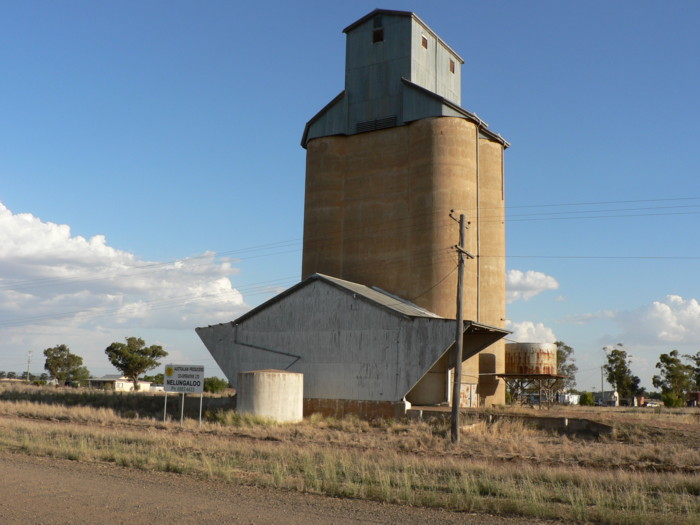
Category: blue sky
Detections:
[{"x1": 2, "y1": 1, "x2": 699, "y2": 391}]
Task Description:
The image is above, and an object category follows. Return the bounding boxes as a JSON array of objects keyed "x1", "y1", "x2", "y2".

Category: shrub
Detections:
[
  {"x1": 660, "y1": 392, "x2": 685, "y2": 408},
  {"x1": 204, "y1": 377, "x2": 229, "y2": 394},
  {"x1": 579, "y1": 392, "x2": 595, "y2": 406}
]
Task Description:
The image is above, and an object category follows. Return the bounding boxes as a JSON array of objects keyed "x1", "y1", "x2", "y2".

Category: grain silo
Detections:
[{"x1": 301, "y1": 9, "x2": 509, "y2": 406}]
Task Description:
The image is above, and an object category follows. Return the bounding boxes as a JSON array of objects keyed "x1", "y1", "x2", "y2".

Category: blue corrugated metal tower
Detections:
[{"x1": 302, "y1": 9, "x2": 503, "y2": 147}]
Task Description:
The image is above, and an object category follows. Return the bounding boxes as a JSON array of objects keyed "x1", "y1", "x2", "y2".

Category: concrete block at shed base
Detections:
[
  {"x1": 303, "y1": 398, "x2": 410, "y2": 420},
  {"x1": 237, "y1": 370, "x2": 303, "y2": 423}
]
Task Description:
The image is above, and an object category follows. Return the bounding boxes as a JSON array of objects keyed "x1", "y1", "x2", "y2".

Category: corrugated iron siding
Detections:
[{"x1": 197, "y1": 279, "x2": 457, "y2": 402}]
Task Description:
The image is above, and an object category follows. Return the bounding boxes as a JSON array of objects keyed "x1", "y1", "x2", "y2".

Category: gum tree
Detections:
[
  {"x1": 43, "y1": 344, "x2": 90, "y2": 386},
  {"x1": 653, "y1": 350, "x2": 695, "y2": 407},
  {"x1": 105, "y1": 337, "x2": 168, "y2": 391},
  {"x1": 603, "y1": 343, "x2": 641, "y2": 403},
  {"x1": 554, "y1": 340, "x2": 578, "y2": 392},
  {"x1": 686, "y1": 351, "x2": 700, "y2": 391}
]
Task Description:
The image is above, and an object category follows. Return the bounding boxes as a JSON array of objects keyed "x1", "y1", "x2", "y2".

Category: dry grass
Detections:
[{"x1": 0, "y1": 385, "x2": 698, "y2": 524}]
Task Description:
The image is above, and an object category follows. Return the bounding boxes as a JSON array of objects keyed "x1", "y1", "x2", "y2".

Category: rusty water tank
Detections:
[{"x1": 505, "y1": 343, "x2": 557, "y2": 375}]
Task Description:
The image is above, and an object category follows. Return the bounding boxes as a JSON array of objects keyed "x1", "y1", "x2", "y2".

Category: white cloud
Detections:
[
  {"x1": 0, "y1": 202, "x2": 249, "y2": 377},
  {"x1": 506, "y1": 320, "x2": 557, "y2": 343},
  {"x1": 587, "y1": 295, "x2": 700, "y2": 390},
  {"x1": 561, "y1": 310, "x2": 616, "y2": 325},
  {"x1": 506, "y1": 269, "x2": 559, "y2": 303},
  {"x1": 614, "y1": 295, "x2": 700, "y2": 346}
]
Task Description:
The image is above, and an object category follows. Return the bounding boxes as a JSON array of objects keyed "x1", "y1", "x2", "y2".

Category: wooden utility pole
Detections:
[
  {"x1": 450, "y1": 211, "x2": 473, "y2": 443},
  {"x1": 601, "y1": 366, "x2": 605, "y2": 402}
]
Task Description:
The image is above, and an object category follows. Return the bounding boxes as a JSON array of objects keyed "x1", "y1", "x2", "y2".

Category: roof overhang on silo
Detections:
[
  {"x1": 400, "y1": 78, "x2": 510, "y2": 148},
  {"x1": 301, "y1": 81, "x2": 509, "y2": 149}
]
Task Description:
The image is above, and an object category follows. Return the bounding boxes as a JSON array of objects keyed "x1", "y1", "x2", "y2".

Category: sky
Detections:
[{"x1": 2, "y1": 1, "x2": 699, "y2": 391}]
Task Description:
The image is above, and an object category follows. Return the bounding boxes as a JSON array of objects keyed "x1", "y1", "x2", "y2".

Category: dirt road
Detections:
[{"x1": 0, "y1": 451, "x2": 559, "y2": 525}]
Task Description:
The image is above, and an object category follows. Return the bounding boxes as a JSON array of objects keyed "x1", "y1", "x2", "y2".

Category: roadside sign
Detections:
[{"x1": 164, "y1": 364, "x2": 204, "y2": 394}]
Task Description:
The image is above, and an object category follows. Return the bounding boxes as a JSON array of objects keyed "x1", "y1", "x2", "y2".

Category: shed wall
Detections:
[{"x1": 197, "y1": 280, "x2": 458, "y2": 403}]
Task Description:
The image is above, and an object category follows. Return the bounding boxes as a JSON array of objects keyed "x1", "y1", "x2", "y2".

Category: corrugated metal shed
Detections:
[{"x1": 196, "y1": 274, "x2": 507, "y2": 404}]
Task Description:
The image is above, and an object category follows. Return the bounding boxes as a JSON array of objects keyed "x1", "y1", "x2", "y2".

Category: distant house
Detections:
[
  {"x1": 593, "y1": 391, "x2": 617, "y2": 406},
  {"x1": 558, "y1": 392, "x2": 581, "y2": 405},
  {"x1": 88, "y1": 375, "x2": 152, "y2": 392}
]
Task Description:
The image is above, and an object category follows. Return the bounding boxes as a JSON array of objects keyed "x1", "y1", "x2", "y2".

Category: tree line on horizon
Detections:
[
  {"x1": 0, "y1": 337, "x2": 229, "y2": 394},
  {"x1": 2, "y1": 338, "x2": 698, "y2": 405},
  {"x1": 555, "y1": 341, "x2": 700, "y2": 407}
]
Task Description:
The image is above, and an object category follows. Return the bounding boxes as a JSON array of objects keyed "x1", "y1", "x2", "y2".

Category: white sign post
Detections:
[{"x1": 163, "y1": 364, "x2": 204, "y2": 426}]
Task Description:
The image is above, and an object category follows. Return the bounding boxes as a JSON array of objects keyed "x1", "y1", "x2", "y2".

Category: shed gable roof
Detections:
[
  {"x1": 196, "y1": 274, "x2": 509, "y2": 402},
  {"x1": 226, "y1": 273, "x2": 442, "y2": 328}
]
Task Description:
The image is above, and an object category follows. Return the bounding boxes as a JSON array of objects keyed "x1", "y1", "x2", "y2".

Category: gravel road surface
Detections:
[{"x1": 0, "y1": 451, "x2": 560, "y2": 524}]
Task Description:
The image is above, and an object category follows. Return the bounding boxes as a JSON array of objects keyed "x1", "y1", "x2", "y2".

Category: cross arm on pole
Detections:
[{"x1": 454, "y1": 245, "x2": 475, "y2": 259}]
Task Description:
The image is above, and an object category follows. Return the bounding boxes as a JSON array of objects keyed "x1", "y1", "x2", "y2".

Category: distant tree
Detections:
[
  {"x1": 143, "y1": 373, "x2": 164, "y2": 385},
  {"x1": 554, "y1": 340, "x2": 578, "y2": 392},
  {"x1": 204, "y1": 377, "x2": 229, "y2": 394},
  {"x1": 0, "y1": 371, "x2": 6, "y2": 379},
  {"x1": 71, "y1": 366, "x2": 91, "y2": 387},
  {"x1": 105, "y1": 337, "x2": 167, "y2": 391},
  {"x1": 579, "y1": 392, "x2": 595, "y2": 406},
  {"x1": 44, "y1": 345, "x2": 90, "y2": 386},
  {"x1": 686, "y1": 351, "x2": 700, "y2": 391},
  {"x1": 603, "y1": 344, "x2": 641, "y2": 402},
  {"x1": 653, "y1": 350, "x2": 695, "y2": 407},
  {"x1": 39, "y1": 373, "x2": 49, "y2": 381},
  {"x1": 7, "y1": 371, "x2": 17, "y2": 379}
]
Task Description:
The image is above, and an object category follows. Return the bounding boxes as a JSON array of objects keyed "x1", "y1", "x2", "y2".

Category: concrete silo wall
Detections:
[{"x1": 303, "y1": 116, "x2": 506, "y2": 406}]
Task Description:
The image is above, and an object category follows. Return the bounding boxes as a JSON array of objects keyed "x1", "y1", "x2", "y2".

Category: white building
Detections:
[{"x1": 88, "y1": 375, "x2": 152, "y2": 392}]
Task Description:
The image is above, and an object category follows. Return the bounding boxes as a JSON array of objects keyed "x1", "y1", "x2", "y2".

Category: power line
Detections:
[
  {"x1": 503, "y1": 209, "x2": 700, "y2": 223},
  {"x1": 505, "y1": 196, "x2": 700, "y2": 209},
  {"x1": 3, "y1": 195, "x2": 700, "y2": 292},
  {"x1": 0, "y1": 247, "x2": 462, "y2": 328},
  {"x1": 2, "y1": 194, "x2": 699, "y2": 328},
  {"x1": 501, "y1": 255, "x2": 700, "y2": 260}
]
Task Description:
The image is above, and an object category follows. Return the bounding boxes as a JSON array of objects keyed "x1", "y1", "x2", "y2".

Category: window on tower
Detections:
[
  {"x1": 421, "y1": 35, "x2": 428, "y2": 48},
  {"x1": 373, "y1": 28, "x2": 384, "y2": 43},
  {"x1": 449, "y1": 59, "x2": 455, "y2": 73}
]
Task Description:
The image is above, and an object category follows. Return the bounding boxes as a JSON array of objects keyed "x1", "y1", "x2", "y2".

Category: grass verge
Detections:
[{"x1": 0, "y1": 397, "x2": 698, "y2": 524}]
